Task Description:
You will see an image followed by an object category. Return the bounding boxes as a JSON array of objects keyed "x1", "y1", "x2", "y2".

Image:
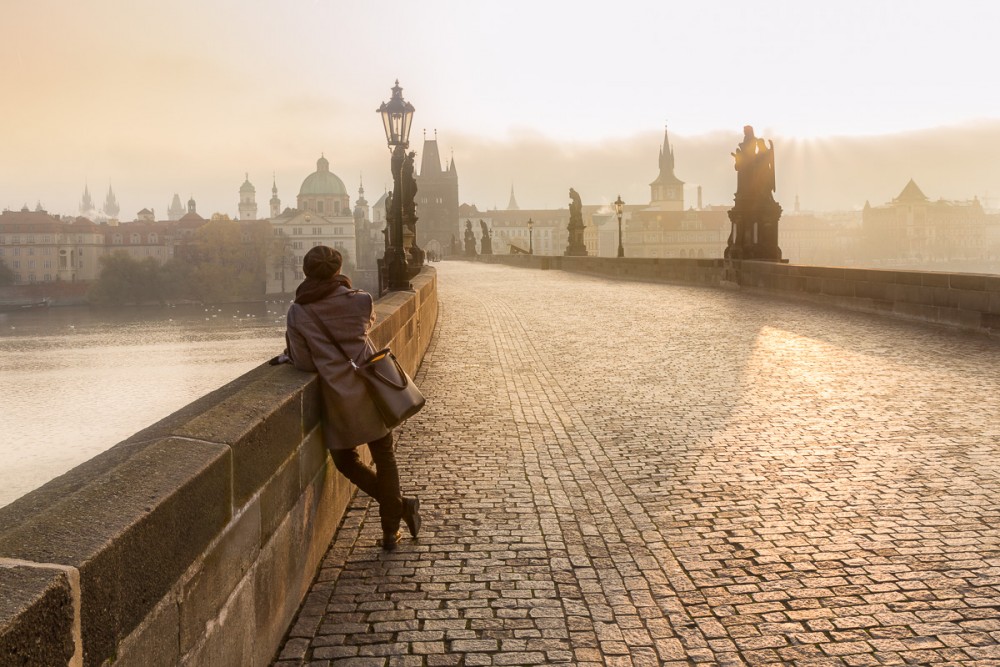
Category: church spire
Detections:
[
  {"x1": 649, "y1": 125, "x2": 684, "y2": 210},
  {"x1": 102, "y1": 184, "x2": 120, "y2": 219},
  {"x1": 507, "y1": 185, "x2": 520, "y2": 211},
  {"x1": 79, "y1": 183, "x2": 95, "y2": 218},
  {"x1": 269, "y1": 173, "x2": 281, "y2": 218}
]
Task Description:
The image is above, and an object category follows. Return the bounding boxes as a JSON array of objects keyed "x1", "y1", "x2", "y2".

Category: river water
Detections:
[{"x1": 0, "y1": 301, "x2": 290, "y2": 509}]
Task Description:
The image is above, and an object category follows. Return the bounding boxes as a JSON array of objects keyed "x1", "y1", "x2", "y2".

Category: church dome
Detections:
[{"x1": 299, "y1": 155, "x2": 347, "y2": 197}]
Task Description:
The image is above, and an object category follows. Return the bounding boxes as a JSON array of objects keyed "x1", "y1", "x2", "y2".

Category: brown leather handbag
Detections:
[{"x1": 304, "y1": 305, "x2": 425, "y2": 428}]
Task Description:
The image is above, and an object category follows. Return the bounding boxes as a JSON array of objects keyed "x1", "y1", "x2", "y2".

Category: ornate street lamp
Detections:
[
  {"x1": 614, "y1": 195, "x2": 625, "y2": 258},
  {"x1": 377, "y1": 80, "x2": 415, "y2": 291},
  {"x1": 528, "y1": 218, "x2": 534, "y2": 255}
]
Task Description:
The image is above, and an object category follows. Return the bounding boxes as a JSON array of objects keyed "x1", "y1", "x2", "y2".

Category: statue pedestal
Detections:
[
  {"x1": 564, "y1": 224, "x2": 587, "y2": 257},
  {"x1": 726, "y1": 200, "x2": 783, "y2": 261}
]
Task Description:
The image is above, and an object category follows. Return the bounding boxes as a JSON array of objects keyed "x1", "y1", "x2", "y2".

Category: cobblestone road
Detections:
[{"x1": 275, "y1": 261, "x2": 1000, "y2": 666}]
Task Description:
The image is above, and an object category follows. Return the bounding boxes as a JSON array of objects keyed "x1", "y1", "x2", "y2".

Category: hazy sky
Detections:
[{"x1": 3, "y1": 1, "x2": 1000, "y2": 217}]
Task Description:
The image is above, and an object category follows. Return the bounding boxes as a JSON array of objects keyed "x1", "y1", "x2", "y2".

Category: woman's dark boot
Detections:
[
  {"x1": 402, "y1": 497, "x2": 422, "y2": 538},
  {"x1": 378, "y1": 529, "x2": 401, "y2": 551}
]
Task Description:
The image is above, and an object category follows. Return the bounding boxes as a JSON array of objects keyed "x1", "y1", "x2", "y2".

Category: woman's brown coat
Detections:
[{"x1": 286, "y1": 286, "x2": 390, "y2": 450}]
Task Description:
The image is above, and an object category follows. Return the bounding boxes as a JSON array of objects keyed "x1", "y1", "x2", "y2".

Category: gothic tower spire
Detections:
[{"x1": 269, "y1": 174, "x2": 281, "y2": 218}]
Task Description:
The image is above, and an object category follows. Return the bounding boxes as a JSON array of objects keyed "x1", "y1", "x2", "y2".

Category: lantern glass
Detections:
[
  {"x1": 614, "y1": 196, "x2": 624, "y2": 217},
  {"x1": 377, "y1": 80, "x2": 415, "y2": 148}
]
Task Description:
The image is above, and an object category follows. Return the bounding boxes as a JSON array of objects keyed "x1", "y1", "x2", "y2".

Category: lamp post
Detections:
[
  {"x1": 614, "y1": 195, "x2": 625, "y2": 258},
  {"x1": 528, "y1": 218, "x2": 534, "y2": 255},
  {"x1": 377, "y1": 80, "x2": 415, "y2": 291}
]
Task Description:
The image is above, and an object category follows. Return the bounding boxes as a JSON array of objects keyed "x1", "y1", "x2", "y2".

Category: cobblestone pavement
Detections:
[{"x1": 274, "y1": 261, "x2": 1000, "y2": 666}]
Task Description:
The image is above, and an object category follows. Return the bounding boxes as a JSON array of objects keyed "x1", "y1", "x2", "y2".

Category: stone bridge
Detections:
[
  {"x1": 3, "y1": 259, "x2": 1000, "y2": 667},
  {"x1": 274, "y1": 261, "x2": 1000, "y2": 666}
]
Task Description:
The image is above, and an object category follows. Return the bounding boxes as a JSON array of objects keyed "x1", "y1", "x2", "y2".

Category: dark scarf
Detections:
[{"x1": 294, "y1": 274, "x2": 353, "y2": 305}]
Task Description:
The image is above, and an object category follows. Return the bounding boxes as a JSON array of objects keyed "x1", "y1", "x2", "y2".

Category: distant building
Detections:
[
  {"x1": 415, "y1": 132, "x2": 459, "y2": 258},
  {"x1": 780, "y1": 210, "x2": 862, "y2": 266},
  {"x1": 269, "y1": 177, "x2": 281, "y2": 219},
  {"x1": 647, "y1": 127, "x2": 685, "y2": 211},
  {"x1": 266, "y1": 155, "x2": 358, "y2": 295},
  {"x1": 79, "y1": 185, "x2": 96, "y2": 220},
  {"x1": 0, "y1": 208, "x2": 182, "y2": 285},
  {"x1": 101, "y1": 186, "x2": 120, "y2": 221},
  {"x1": 465, "y1": 200, "x2": 565, "y2": 257},
  {"x1": 506, "y1": 186, "x2": 519, "y2": 211},
  {"x1": 625, "y1": 128, "x2": 728, "y2": 259},
  {"x1": 238, "y1": 174, "x2": 258, "y2": 220},
  {"x1": 167, "y1": 194, "x2": 186, "y2": 221},
  {"x1": 0, "y1": 209, "x2": 104, "y2": 284},
  {"x1": 863, "y1": 179, "x2": 995, "y2": 268},
  {"x1": 352, "y1": 179, "x2": 381, "y2": 294},
  {"x1": 77, "y1": 184, "x2": 119, "y2": 223},
  {"x1": 465, "y1": 128, "x2": 728, "y2": 259}
]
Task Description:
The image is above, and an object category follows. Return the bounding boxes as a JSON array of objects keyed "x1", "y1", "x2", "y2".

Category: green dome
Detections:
[{"x1": 299, "y1": 156, "x2": 347, "y2": 197}]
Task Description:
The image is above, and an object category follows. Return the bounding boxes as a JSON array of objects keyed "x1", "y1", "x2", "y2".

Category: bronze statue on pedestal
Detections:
[
  {"x1": 726, "y1": 125, "x2": 783, "y2": 261},
  {"x1": 464, "y1": 220, "x2": 477, "y2": 257},
  {"x1": 564, "y1": 187, "x2": 587, "y2": 256}
]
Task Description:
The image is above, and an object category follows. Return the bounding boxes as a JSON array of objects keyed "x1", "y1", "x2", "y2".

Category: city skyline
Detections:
[{"x1": 3, "y1": 1, "x2": 1000, "y2": 217}]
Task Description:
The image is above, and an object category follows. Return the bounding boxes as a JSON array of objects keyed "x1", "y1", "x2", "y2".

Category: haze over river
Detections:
[{"x1": 0, "y1": 301, "x2": 289, "y2": 509}]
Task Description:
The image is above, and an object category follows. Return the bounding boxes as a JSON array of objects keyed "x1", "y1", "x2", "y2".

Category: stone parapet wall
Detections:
[
  {"x1": 0, "y1": 267, "x2": 437, "y2": 667},
  {"x1": 479, "y1": 255, "x2": 1000, "y2": 337},
  {"x1": 734, "y1": 261, "x2": 1000, "y2": 335}
]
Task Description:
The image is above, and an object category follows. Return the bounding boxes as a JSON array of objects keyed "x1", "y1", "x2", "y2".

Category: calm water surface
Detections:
[{"x1": 0, "y1": 301, "x2": 290, "y2": 508}]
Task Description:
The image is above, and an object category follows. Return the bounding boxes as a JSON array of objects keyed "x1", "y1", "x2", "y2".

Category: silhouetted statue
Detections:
[
  {"x1": 401, "y1": 150, "x2": 424, "y2": 268},
  {"x1": 479, "y1": 220, "x2": 493, "y2": 255},
  {"x1": 726, "y1": 125, "x2": 783, "y2": 261},
  {"x1": 564, "y1": 187, "x2": 587, "y2": 256},
  {"x1": 464, "y1": 220, "x2": 477, "y2": 257}
]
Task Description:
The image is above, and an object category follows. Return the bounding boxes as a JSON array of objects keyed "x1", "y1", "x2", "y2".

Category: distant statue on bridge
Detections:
[
  {"x1": 564, "y1": 187, "x2": 587, "y2": 256},
  {"x1": 726, "y1": 125, "x2": 783, "y2": 261},
  {"x1": 479, "y1": 220, "x2": 493, "y2": 255},
  {"x1": 464, "y1": 220, "x2": 477, "y2": 257},
  {"x1": 401, "y1": 150, "x2": 424, "y2": 268}
]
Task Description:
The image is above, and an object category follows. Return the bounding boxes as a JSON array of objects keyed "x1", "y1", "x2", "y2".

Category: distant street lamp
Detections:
[
  {"x1": 528, "y1": 218, "x2": 534, "y2": 255},
  {"x1": 377, "y1": 80, "x2": 415, "y2": 291},
  {"x1": 614, "y1": 195, "x2": 625, "y2": 258}
]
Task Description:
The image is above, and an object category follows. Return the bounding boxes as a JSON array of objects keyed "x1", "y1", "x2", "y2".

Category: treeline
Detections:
[
  {"x1": 89, "y1": 220, "x2": 271, "y2": 305},
  {"x1": 0, "y1": 260, "x2": 14, "y2": 286}
]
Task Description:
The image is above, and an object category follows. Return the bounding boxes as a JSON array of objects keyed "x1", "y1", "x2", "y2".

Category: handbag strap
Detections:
[{"x1": 302, "y1": 303, "x2": 362, "y2": 369}]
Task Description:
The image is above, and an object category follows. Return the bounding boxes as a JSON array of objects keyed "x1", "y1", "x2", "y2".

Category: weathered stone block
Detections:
[
  {"x1": 178, "y1": 499, "x2": 261, "y2": 654},
  {"x1": 0, "y1": 565, "x2": 75, "y2": 667},
  {"x1": 114, "y1": 591, "x2": 181, "y2": 667},
  {"x1": 898, "y1": 283, "x2": 929, "y2": 304},
  {"x1": 298, "y1": 428, "x2": 328, "y2": 491},
  {"x1": 894, "y1": 270, "x2": 925, "y2": 286},
  {"x1": 989, "y1": 291, "x2": 1000, "y2": 316},
  {"x1": 931, "y1": 287, "x2": 958, "y2": 309},
  {"x1": 180, "y1": 575, "x2": 256, "y2": 667},
  {"x1": 252, "y1": 505, "x2": 304, "y2": 667},
  {"x1": 957, "y1": 289, "x2": 990, "y2": 313},
  {"x1": 950, "y1": 273, "x2": 987, "y2": 291},
  {"x1": 821, "y1": 278, "x2": 852, "y2": 298},
  {"x1": 301, "y1": 377, "x2": 323, "y2": 437},
  {"x1": 854, "y1": 281, "x2": 888, "y2": 301},
  {"x1": 895, "y1": 302, "x2": 937, "y2": 321},
  {"x1": 172, "y1": 385, "x2": 301, "y2": 508},
  {"x1": 0, "y1": 438, "x2": 230, "y2": 667},
  {"x1": 920, "y1": 272, "x2": 951, "y2": 288},
  {"x1": 261, "y1": 450, "x2": 302, "y2": 545}
]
